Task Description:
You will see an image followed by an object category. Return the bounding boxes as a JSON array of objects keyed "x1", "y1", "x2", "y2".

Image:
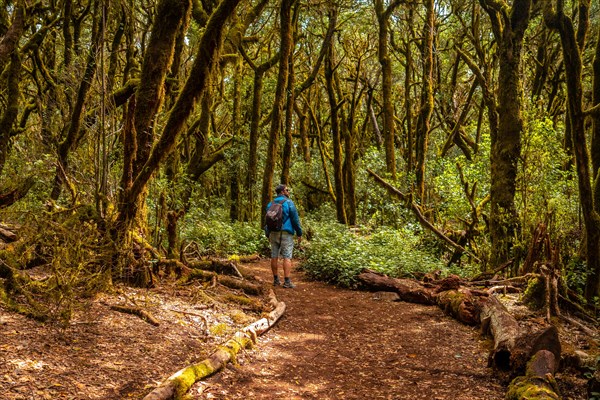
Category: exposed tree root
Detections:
[
  {"x1": 108, "y1": 304, "x2": 160, "y2": 326},
  {"x1": 142, "y1": 290, "x2": 285, "y2": 400}
]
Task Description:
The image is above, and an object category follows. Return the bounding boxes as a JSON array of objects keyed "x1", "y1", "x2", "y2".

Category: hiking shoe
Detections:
[
  {"x1": 273, "y1": 278, "x2": 281, "y2": 286},
  {"x1": 282, "y1": 280, "x2": 295, "y2": 289}
]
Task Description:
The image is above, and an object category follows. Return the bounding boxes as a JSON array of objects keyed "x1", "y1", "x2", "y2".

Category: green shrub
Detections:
[
  {"x1": 182, "y1": 218, "x2": 268, "y2": 257},
  {"x1": 300, "y1": 220, "x2": 448, "y2": 288}
]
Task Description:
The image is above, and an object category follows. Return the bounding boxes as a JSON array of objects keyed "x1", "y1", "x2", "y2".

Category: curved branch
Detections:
[{"x1": 367, "y1": 169, "x2": 481, "y2": 262}]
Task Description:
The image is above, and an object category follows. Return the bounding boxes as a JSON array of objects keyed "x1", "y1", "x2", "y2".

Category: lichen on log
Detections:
[{"x1": 506, "y1": 350, "x2": 561, "y2": 400}]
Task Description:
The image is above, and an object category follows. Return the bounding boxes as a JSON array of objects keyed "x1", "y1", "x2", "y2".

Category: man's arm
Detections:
[{"x1": 289, "y1": 202, "x2": 303, "y2": 237}]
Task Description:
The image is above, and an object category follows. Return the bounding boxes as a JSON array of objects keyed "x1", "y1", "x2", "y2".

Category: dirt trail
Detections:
[{"x1": 199, "y1": 261, "x2": 505, "y2": 399}]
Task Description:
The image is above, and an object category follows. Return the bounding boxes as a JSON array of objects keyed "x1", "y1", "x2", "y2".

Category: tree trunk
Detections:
[
  {"x1": 115, "y1": 0, "x2": 239, "y2": 274},
  {"x1": 343, "y1": 60, "x2": 361, "y2": 226},
  {"x1": 480, "y1": 0, "x2": 531, "y2": 268},
  {"x1": 281, "y1": 6, "x2": 297, "y2": 186},
  {"x1": 0, "y1": 52, "x2": 20, "y2": 176},
  {"x1": 241, "y1": 52, "x2": 279, "y2": 222},
  {"x1": 414, "y1": 0, "x2": 434, "y2": 202},
  {"x1": 543, "y1": 1, "x2": 600, "y2": 300},
  {"x1": 324, "y1": 3, "x2": 346, "y2": 224},
  {"x1": 0, "y1": 3, "x2": 24, "y2": 71},
  {"x1": 51, "y1": 0, "x2": 105, "y2": 201},
  {"x1": 374, "y1": 0, "x2": 400, "y2": 179},
  {"x1": 230, "y1": 58, "x2": 243, "y2": 222},
  {"x1": 260, "y1": 0, "x2": 295, "y2": 224},
  {"x1": 590, "y1": 24, "x2": 600, "y2": 299}
]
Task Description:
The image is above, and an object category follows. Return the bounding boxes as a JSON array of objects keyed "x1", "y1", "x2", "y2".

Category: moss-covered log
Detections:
[
  {"x1": 188, "y1": 259, "x2": 243, "y2": 278},
  {"x1": 186, "y1": 269, "x2": 263, "y2": 295},
  {"x1": 436, "y1": 289, "x2": 484, "y2": 325},
  {"x1": 143, "y1": 291, "x2": 285, "y2": 400},
  {"x1": 506, "y1": 350, "x2": 560, "y2": 399}
]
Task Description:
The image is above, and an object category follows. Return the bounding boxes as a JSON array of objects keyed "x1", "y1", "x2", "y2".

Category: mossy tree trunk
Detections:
[
  {"x1": 543, "y1": 0, "x2": 600, "y2": 300},
  {"x1": 241, "y1": 52, "x2": 279, "y2": 222},
  {"x1": 229, "y1": 58, "x2": 243, "y2": 222},
  {"x1": 480, "y1": 0, "x2": 531, "y2": 268},
  {"x1": 0, "y1": 2, "x2": 24, "y2": 72},
  {"x1": 342, "y1": 57, "x2": 363, "y2": 226},
  {"x1": 280, "y1": 4, "x2": 298, "y2": 186},
  {"x1": 260, "y1": 0, "x2": 295, "y2": 223},
  {"x1": 50, "y1": 0, "x2": 105, "y2": 202},
  {"x1": 590, "y1": 23, "x2": 600, "y2": 299},
  {"x1": 324, "y1": 2, "x2": 346, "y2": 224},
  {"x1": 414, "y1": 0, "x2": 435, "y2": 203},
  {"x1": 0, "y1": 52, "x2": 21, "y2": 176},
  {"x1": 374, "y1": 0, "x2": 401, "y2": 179},
  {"x1": 115, "y1": 0, "x2": 241, "y2": 276}
]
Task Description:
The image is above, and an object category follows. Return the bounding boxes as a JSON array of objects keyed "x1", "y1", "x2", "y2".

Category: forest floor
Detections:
[{"x1": 0, "y1": 259, "x2": 593, "y2": 399}]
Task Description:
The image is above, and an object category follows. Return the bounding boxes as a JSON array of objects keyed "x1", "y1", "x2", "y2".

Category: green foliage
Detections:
[
  {"x1": 564, "y1": 256, "x2": 588, "y2": 296},
  {"x1": 181, "y1": 213, "x2": 268, "y2": 257},
  {"x1": 301, "y1": 219, "x2": 448, "y2": 288}
]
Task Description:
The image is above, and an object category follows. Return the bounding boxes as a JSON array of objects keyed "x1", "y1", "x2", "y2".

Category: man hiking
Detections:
[{"x1": 265, "y1": 184, "x2": 302, "y2": 288}]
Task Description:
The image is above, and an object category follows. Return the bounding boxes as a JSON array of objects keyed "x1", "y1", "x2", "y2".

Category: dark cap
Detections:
[{"x1": 275, "y1": 184, "x2": 287, "y2": 194}]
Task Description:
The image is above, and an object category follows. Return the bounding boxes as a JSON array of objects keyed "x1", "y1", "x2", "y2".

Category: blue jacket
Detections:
[{"x1": 266, "y1": 195, "x2": 302, "y2": 236}]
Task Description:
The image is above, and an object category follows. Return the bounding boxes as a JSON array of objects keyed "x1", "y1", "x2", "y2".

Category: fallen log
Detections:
[
  {"x1": 357, "y1": 269, "x2": 434, "y2": 305},
  {"x1": 511, "y1": 326, "x2": 561, "y2": 376},
  {"x1": 188, "y1": 259, "x2": 243, "y2": 278},
  {"x1": 506, "y1": 350, "x2": 560, "y2": 399},
  {"x1": 470, "y1": 273, "x2": 537, "y2": 287},
  {"x1": 487, "y1": 285, "x2": 521, "y2": 295},
  {"x1": 436, "y1": 288, "x2": 484, "y2": 326},
  {"x1": 0, "y1": 226, "x2": 17, "y2": 242},
  {"x1": 236, "y1": 254, "x2": 260, "y2": 263},
  {"x1": 480, "y1": 295, "x2": 520, "y2": 371},
  {"x1": 143, "y1": 290, "x2": 285, "y2": 400},
  {"x1": 186, "y1": 269, "x2": 263, "y2": 295}
]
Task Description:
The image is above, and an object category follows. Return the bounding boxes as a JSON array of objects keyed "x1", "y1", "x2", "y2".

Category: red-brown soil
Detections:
[
  {"x1": 200, "y1": 261, "x2": 505, "y2": 399},
  {"x1": 0, "y1": 260, "x2": 591, "y2": 399}
]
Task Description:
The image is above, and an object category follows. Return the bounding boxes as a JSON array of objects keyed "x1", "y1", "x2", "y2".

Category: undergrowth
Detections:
[
  {"x1": 300, "y1": 220, "x2": 478, "y2": 288},
  {"x1": 181, "y1": 218, "x2": 269, "y2": 257}
]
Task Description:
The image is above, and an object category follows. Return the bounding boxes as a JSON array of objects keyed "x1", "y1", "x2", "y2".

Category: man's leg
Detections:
[
  {"x1": 271, "y1": 257, "x2": 281, "y2": 285},
  {"x1": 282, "y1": 258, "x2": 291, "y2": 278},
  {"x1": 282, "y1": 258, "x2": 295, "y2": 288}
]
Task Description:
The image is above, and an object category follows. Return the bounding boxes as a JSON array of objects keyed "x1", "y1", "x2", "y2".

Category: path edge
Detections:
[{"x1": 142, "y1": 289, "x2": 285, "y2": 400}]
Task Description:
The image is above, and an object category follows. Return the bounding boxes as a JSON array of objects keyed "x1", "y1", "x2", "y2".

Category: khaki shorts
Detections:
[{"x1": 269, "y1": 231, "x2": 294, "y2": 259}]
